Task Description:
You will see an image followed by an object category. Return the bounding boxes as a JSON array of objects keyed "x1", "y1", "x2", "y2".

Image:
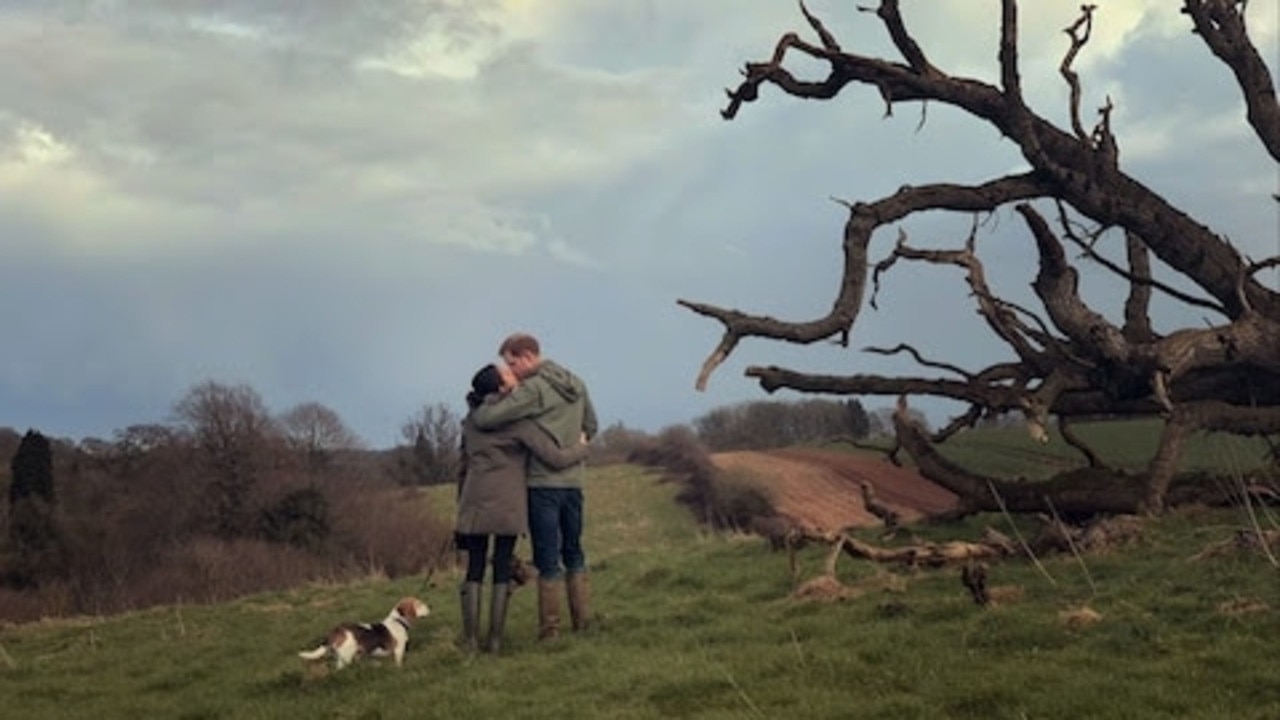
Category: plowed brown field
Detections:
[{"x1": 711, "y1": 447, "x2": 960, "y2": 532}]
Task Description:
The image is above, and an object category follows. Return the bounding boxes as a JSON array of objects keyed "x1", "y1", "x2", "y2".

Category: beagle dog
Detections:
[{"x1": 298, "y1": 597, "x2": 430, "y2": 669}]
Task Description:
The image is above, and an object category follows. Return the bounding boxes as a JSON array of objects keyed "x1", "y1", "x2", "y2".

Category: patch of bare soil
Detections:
[{"x1": 712, "y1": 447, "x2": 960, "y2": 532}]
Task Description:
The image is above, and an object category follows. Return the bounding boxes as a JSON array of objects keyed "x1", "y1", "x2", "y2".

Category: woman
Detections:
[{"x1": 455, "y1": 363, "x2": 589, "y2": 653}]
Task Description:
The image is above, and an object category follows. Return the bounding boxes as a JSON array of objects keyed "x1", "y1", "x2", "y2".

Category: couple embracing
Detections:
[{"x1": 454, "y1": 332, "x2": 597, "y2": 654}]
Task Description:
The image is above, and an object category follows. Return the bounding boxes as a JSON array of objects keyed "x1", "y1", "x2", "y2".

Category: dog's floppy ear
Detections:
[
  {"x1": 394, "y1": 594, "x2": 419, "y2": 617},
  {"x1": 396, "y1": 597, "x2": 428, "y2": 620}
]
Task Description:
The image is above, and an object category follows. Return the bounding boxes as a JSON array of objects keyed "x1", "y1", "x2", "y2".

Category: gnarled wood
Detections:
[{"x1": 686, "y1": 1, "x2": 1279, "y2": 515}]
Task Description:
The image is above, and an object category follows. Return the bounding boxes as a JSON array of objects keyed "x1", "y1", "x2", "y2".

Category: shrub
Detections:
[
  {"x1": 588, "y1": 422, "x2": 652, "y2": 466},
  {"x1": 323, "y1": 481, "x2": 453, "y2": 579},
  {"x1": 144, "y1": 537, "x2": 331, "y2": 605},
  {"x1": 260, "y1": 487, "x2": 329, "y2": 549},
  {"x1": 707, "y1": 469, "x2": 776, "y2": 530},
  {"x1": 627, "y1": 425, "x2": 775, "y2": 531}
]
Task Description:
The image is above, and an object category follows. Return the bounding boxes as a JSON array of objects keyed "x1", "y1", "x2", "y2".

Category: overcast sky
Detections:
[{"x1": 1, "y1": 0, "x2": 1276, "y2": 448}]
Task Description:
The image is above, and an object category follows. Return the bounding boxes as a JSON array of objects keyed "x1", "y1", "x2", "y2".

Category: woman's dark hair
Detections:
[{"x1": 467, "y1": 364, "x2": 503, "y2": 409}]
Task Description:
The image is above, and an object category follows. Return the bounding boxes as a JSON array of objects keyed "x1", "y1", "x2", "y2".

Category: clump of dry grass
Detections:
[{"x1": 1058, "y1": 605, "x2": 1103, "y2": 629}]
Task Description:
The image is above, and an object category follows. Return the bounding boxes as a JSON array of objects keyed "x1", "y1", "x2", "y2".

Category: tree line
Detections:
[
  {"x1": 0, "y1": 381, "x2": 455, "y2": 622},
  {"x1": 0, "y1": 380, "x2": 895, "y2": 622}
]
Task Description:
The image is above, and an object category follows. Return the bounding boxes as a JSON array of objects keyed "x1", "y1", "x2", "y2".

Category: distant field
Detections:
[
  {"x1": 0, "y1": 433, "x2": 1276, "y2": 719},
  {"x1": 901, "y1": 417, "x2": 1276, "y2": 480}
]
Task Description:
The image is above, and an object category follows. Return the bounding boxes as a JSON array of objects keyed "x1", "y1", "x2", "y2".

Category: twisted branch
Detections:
[
  {"x1": 1060, "y1": 5, "x2": 1097, "y2": 141},
  {"x1": 1183, "y1": 0, "x2": 1280, "y2": 160},
  {"x1": 680, "y1": 174, "x2": 1050, "y2": 390}
]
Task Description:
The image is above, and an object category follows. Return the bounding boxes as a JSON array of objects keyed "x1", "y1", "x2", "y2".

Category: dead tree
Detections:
[
  {"x1": 860, "y1": 481, "x2": 900, "y2": 535},
  {"x1": 681, "y1": 0, "x2": 1280, "y2": 515}
]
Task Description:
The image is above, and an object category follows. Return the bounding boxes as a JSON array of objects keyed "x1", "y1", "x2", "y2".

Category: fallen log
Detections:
[
  {"x1": 840, "y1": 534, "x2": 1011, "y2": 566},
  {"x1": 788, "y1": 527, "x2": 1016, "y2": 575}
]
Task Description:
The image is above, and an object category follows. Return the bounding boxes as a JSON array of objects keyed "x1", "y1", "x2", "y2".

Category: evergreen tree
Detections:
[{"x1": 6, "y1": 429, "x2": 61, "y2": 588}]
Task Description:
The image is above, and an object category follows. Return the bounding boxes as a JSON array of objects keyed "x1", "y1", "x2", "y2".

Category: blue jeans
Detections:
[{"x1": 528, "y1": 487, "x2": 585, "y2": 580}]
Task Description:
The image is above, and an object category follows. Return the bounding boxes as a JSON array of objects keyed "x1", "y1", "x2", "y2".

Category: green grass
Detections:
[
  {"x1": 1, "y1": 456, "x2": 1278, "y2": 719},
  {"x1": 914, "y1": 417, "x2": 1276, "y2": 480}
]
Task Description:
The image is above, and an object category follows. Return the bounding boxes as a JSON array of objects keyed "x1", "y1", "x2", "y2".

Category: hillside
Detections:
[
  {"x1": 710, "y1": 421, "x2": 1279, "y2": 533},
  {"x1": 711, "y1": 447, "x2": 959, "y2": 531}
]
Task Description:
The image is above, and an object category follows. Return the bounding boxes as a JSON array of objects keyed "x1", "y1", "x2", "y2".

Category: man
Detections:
[{"x1": 470, "y1": 332, "x2": 598, "y2": 640}]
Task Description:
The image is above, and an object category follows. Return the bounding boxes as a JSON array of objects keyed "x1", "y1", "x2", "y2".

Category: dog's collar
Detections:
[{"x1": 391, "y1": 615, "x2": 411, "y2": 631}]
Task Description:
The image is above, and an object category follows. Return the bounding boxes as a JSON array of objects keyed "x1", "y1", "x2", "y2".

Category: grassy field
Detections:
[
  {"x1": 1, "y1": 449, "x2": 1278, "y2": 719},
  {"x1": 930, "y1": 417, "x2": 1276, "y2": 480}
]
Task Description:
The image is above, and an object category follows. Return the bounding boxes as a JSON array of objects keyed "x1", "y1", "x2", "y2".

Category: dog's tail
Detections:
[{"x1": 298, "y1": 645, "x2": 329, "y2": 661}]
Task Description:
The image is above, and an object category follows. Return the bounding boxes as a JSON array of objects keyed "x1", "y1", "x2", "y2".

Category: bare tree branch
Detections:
[
  {"x1": 1183, "y1": 0, "x2": 1280, "y2": 160},
  {"x1": 999, "y1": 0, "x2": 1024, "y2": 103},
  {"x1": 867, "y1": 0, "x2": 938, "y2": 76},
  {"x1": 719, "y1": 1, "x2": 1280, "y2": 319},
  {"x1": 873, "y1": 221, "x2": 1050, "y2": 367},
  {"x1": 1121, "y1": 231, "x2": 1157, "y2": 343},
  {"x1": 1054, "y1": 216, "x2": 1226, "y2": 315},
  {"x1": 862, "y1": 343, "x2": 971, "y2": 379},
  {"x1": 1058, "y1": 415, "x2": 1105, "y2": 468},
  {"x1": 1060, "y1": 5, "x2": 1097, "y2": 141},
  {"x1": 691, "y1": 1, "x2": 1280, "y2": 515},
  {"x1": 799, "y1": 0, "x2": 841, "y2": 53},
  {"x1": 934, "y1": 404, "x2": 985, "y2": 443},
  {"x1": 1019, "y1": 203, "x2": 1131, "y2": 366},
  {"x1": 680, "y1": 174, "x2": 1051, "y2": 390}
]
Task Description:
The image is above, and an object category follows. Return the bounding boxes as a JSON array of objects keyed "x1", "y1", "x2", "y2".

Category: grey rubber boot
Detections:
[
  {"x1": 486, "y1": 583, "x2": 510, "y2": 654},
  {"x1": 460, "y1": 581, "x2": 482, "y2": 652}
]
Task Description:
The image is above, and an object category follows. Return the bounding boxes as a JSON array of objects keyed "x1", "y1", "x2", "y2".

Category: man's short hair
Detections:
[{"x1": 499, "y1": 333, "x2": 540, "y2": 358}]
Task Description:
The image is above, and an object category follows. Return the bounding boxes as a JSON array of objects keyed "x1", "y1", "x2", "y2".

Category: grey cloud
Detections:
[
  {"x1": 43, "y1": 0, "x2": 495, "y2": 57},
  {"x1": 0, "y1": 2, "x2": 689, "y2": 268},
  {"x1": 0, "y1": 1, "x2": 1272, "y2": 445}
]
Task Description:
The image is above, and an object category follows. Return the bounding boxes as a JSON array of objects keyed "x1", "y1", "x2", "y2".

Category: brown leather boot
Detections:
[
  {"x1": 536, "y1": 579, "x2": 562, "y2": 640},
  {"x1": 566, "y1": 572, "x2": 592, "y2": 632}
]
